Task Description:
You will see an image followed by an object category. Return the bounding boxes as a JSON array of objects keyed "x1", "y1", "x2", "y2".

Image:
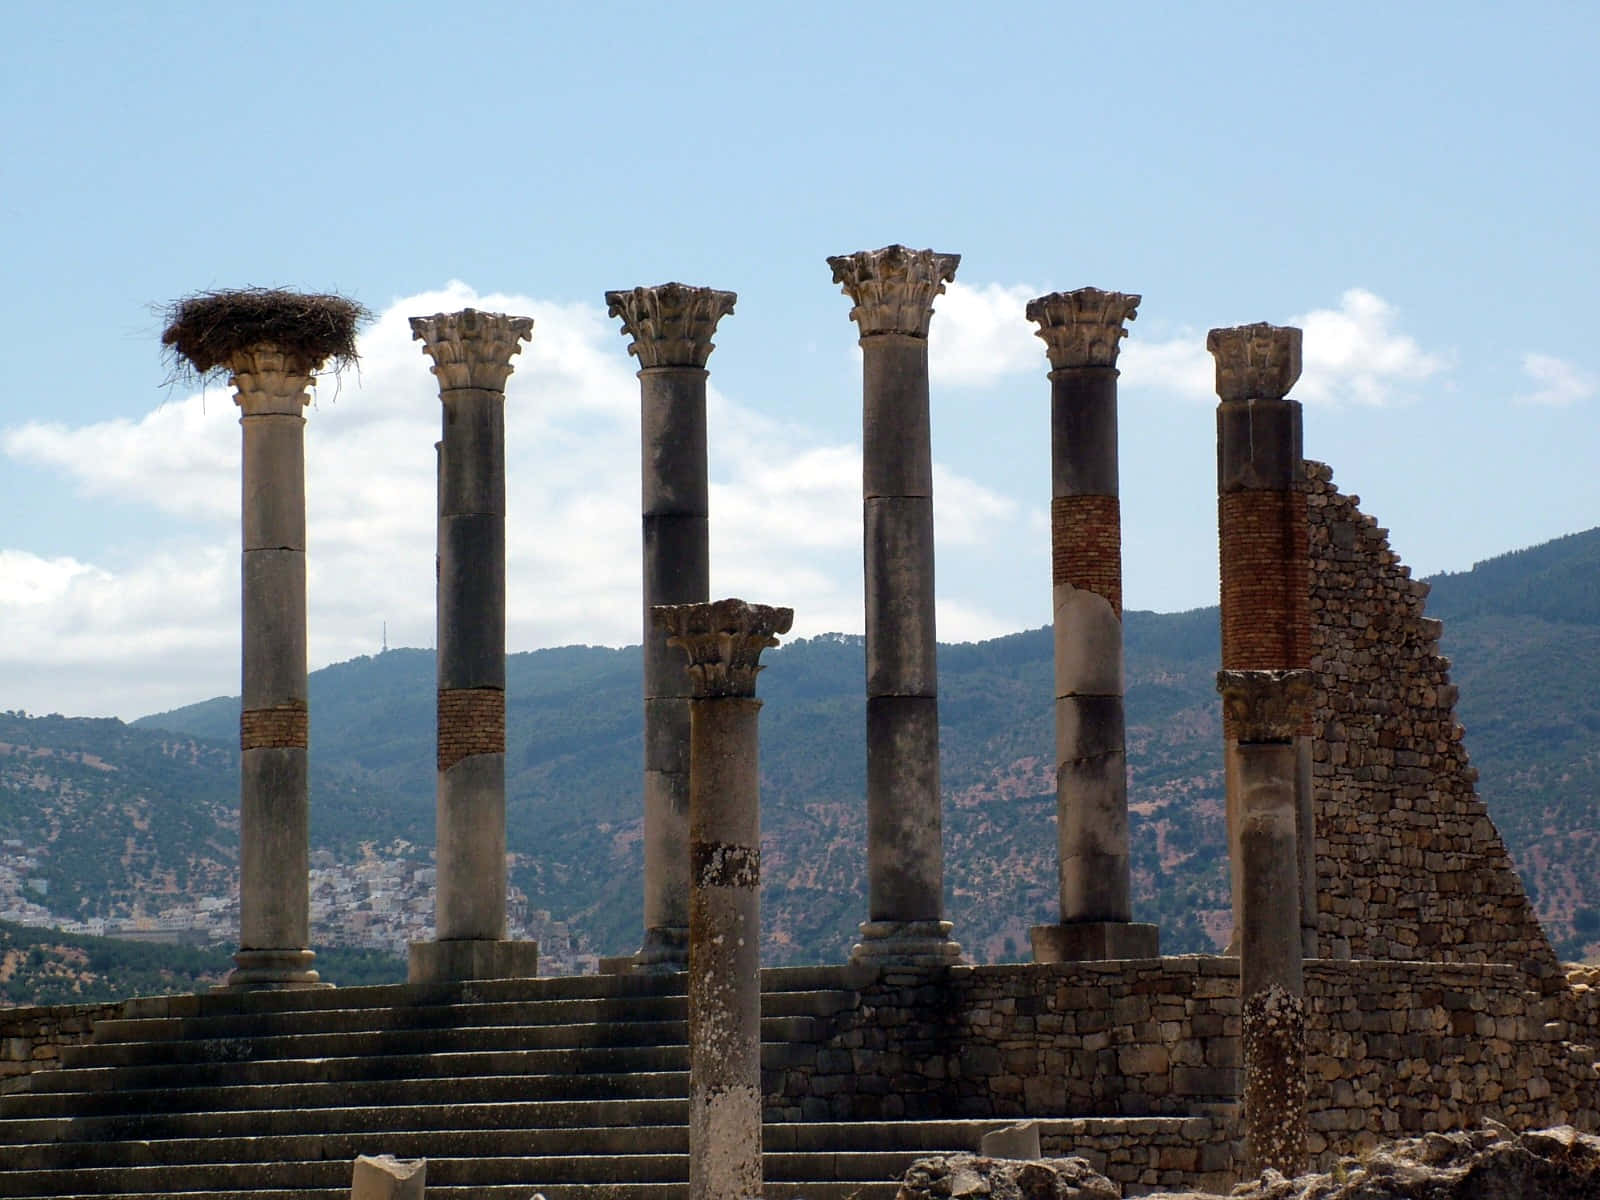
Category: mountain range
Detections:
[{"x1": 2, "y1": 525, "x2": 1598, "y2": 1005}]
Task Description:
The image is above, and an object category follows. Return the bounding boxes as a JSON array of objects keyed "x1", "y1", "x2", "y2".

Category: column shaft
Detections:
[
  {"x1": 436, "y1": 387, "x2": 507, "y2": 942},
  {"x1": 858, "y1": 334, "x2": 951, "y2": 958},
  {"x1": 1238, "y1": 736, "x2": 1309, "y2": 1177},
  {"x1": 409, "y1": 309, "x2": 537, "y2": 984},
  {"x1": 688, "y1": 697, "x2": 763, "y2": 1200},
  {"x1": 653, "y1": 597, "x2": 790, "y2": 1200},
  {"x1": 233, "y1": 390, "x2": 317, "y2": 989},
  {"x1": 1211, "y1": 324, "x2": 1315, "y2": 957},
  {"x1": 1026, "y1": 290, "x2": 1155, "y2": 963},
  {"x1": 640, "y1": 366, "x2": 710, "y2": 966}
]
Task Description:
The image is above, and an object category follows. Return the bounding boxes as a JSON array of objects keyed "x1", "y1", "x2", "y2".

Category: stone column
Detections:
[
  {"x1": 1024, "y1": 289, "x2": 1160, "y2": 964},
  {"x1": 407, "y1": 309, "x2": 540, "y2": 984},
  {"x1": 225, "y1": 346, "x2": 321, "y2": 990},
  {"x1": 828, "y1": 244, "x2": 962, "y2": 968},
  {"x1": 1217, "y1": 669, "x2": 1311, "y2": 1179},
  {"x1": 606, "y1": 283, "x2": 737, "y2": 973},
  {"x1": 1208, "y1": 323, "x2": 1317, "y2": 958},
  {"x1": 654, "y1": 598, "x2": 792, "y2": 1200}
]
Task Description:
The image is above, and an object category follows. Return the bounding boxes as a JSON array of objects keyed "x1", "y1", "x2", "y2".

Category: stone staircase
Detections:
[{"x1": 0, "y1": 967, "x2": 995, "y2": 1200}]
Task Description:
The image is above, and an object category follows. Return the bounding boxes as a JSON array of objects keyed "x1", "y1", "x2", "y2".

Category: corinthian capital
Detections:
[
  {"x1": 1217, "y1": 669, "x2": 1313, "y2": 743},
  {"x1": 1026, "y1": 288, "x2": 1141, "y2": 370},
  {"x1": 410, "y1": 309, "x2": 534, "y2": 392},
  {"x1": 653, "y1": 598, "x2": 794, "y2": 699},
  {"x1": 228, "y1": 345, "x2": 316, "y2": 416},
  {"x1": 605, "y1": 283, "x2": 737, "y2": 369},
  {"x1": 1206, "y1": 323, "x2": 1302, "y2": 403},
  {"x1": 827, "y1": 244, "x2": 960, "y2": 338}
]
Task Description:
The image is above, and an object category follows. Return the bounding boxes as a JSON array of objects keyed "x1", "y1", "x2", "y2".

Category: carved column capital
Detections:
[
  {"x1": 827, "y1": 244, "x2": 960, "y2": 338},
  {"x1": 1217, "y1": 669, "x2": 1313, "y2": 743},
  {"x1": 228, "y1": 345, "x2": 316, "y2": 416},
  {"x1": 1026, "y1": 288, "x2": 1140, "y2": 370},
  {"x1": 653, "y1": 598, "x2": 794, "y2": 699},
  {"x1": 1206, "y1": 323, "x2": 1303, "y2": 402},
  {"x1": 410, "y1": 309, "x2": 534, "y2": 392},
  {"x1": 605, "y1": 283, "x2": 736, "y2": 369}
]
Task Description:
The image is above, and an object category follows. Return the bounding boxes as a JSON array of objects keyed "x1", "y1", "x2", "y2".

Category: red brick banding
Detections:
[
  {"x1": 437, "y1": 687, "x2": 505, "y2": 772},
  {"x1": 240, "y1": 704, "x2": 308, "y2": 751},
  {"x1": 1219, "y1": 488, "x2": 1311, "y2": 736},
  {"x1": 1052, "y1": 494, "x2": 1122, "y2": 617}
]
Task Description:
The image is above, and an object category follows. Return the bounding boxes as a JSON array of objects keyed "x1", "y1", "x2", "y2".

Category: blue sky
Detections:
[{"x1": 1, "y1": 2, "x2": 1596, "y2": 717}]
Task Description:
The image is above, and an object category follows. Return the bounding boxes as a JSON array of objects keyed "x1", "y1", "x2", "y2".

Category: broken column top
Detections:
[
  {"x1": 827, "y1": 244, "x2": 960, "y2": 338},
  {"x1": 1216, "y1": 669, "x2": 1313, "y2": 743},
  {"x1": 653, "y1": 598, "x2": 794, "y2": 699},
  {"x1": 1026, "y1": 288, "x2": 1141, "y2": 370},
  {"x1": 410, "y1": 308, "x2": 534, "y2": 392},
  {"x1": 1206, "y1": 322, "x2": 1303, "y2": 403},
  {"x1": 605, "y1": 283, "x2": 737, "y2": 368}
]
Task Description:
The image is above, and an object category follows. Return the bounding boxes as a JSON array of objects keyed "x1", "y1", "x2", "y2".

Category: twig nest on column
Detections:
[{"x1": 161, "y1": 288, "x2": 370, "y2": 383}]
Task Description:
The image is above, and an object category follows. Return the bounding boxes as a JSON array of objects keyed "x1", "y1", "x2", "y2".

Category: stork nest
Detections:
[{"x1": 160, "y1": 288, "x2": 370, "y2": 382}]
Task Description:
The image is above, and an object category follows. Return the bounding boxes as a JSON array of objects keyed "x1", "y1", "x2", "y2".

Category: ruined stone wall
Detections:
[
  {"x1": 763, "y1": 959, "x2": 1598, "y2": 1168},
  {"x1": 1304, "y1": 461, "x2": 1557, "y2": 972},
  {"x1": 0, "y1": 1000, "x2": 121, "y2": 1094}
]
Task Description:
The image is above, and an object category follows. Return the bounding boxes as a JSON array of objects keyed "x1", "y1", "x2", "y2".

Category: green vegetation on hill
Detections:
[{"x1": 0, "y1": 920, "x2": 403, "y2": 1006}]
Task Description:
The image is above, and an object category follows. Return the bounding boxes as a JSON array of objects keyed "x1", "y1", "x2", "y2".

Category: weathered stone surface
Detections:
[
  {"x1": 829, "y1": 244, "x2": 960, "y2": 339},
  {"x1": 980, "y1": 1120, "x2": 1042, "y2": 1161},
  {"x1": 654, "y1": 598, "x2": 793, "y2": 700},
  {"x1": 1026, "y1": 288, "x2": 1139, "y2": 371},
  {"x1": 410, "y1": 309, "x2": 533, "y2": 392},
  {"x1": 896, "y1": 1153, "x2": 1118, "y2": 1200},
  {"x1": 351, "y1": 1153, "x2": 425, "y2": 1200},
  {"x1": 1207, "y1": 322, "x2": 1302, "y2": 403},
  {"x1": 1142, "y1": 1124, "x2": 1600, "y2": 1200},
  {"x1": 606, "y1": 282, "x2": 735, "y2": 369},
  {"x1": 1218, "y1": 670, "x2": 1313, "y2": 744}
]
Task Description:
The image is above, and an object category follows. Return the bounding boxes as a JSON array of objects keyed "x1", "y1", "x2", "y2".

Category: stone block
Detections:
[
  {"x1": 407, "y1": 938, "x2": 538, "y2": 983},
  {"x1": 352, "y1": 1154, "x2": 425, "y2": 1200}
]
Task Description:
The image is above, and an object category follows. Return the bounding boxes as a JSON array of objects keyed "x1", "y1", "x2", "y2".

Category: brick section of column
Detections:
[
  {"x1": 1051, "y1": 494, "x2": 1122, "y2": 616},
  {"x1": 240, "y1": 705, "x2": 309, "y2": 751},
  {"x1": 1219, "y1": 489, "x2": 1312, "y2": 737},
  {"x1": 437, "y1": 687, "x2": 506, "y2": 772}
]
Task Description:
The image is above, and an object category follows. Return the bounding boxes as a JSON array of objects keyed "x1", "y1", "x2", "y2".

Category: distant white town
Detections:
[{"x1": 0, "y1": 838, "x2": 598, "y2": 974}]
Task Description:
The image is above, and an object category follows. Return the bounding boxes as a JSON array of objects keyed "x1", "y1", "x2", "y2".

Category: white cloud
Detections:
[
  {"x1": 920, "y1": 281, "x2": 1447, "y2": 409},
  {"x1": 1, "y1": 284, "x2": 1024, "y2": 718},
  {"x1": 928, "y1": 281, "x2": 1041, "y2": 385},
  {"x1": 1516, "y1": 352, "x2": 1595, "y2": 407},
  {"x1": 1291, "y1": 288, "x2": 1447, "y2": 406}
]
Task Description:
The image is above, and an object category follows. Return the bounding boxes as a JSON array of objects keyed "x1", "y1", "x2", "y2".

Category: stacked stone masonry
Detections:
[
  {"x1": 761, "y1": 960, "x2": 1597, "y2": 1173},
  {"x1": 238, "y1": 704, "x2": 309, "y2": 751},
  {"x1": 1051, "y1": 495, "x2": 1123, "y2": 615},
  {"x1": 0, "y1": 1001, "x2": 120, "y2": 1094},
  {"x1": 1304, "y1": 460, "x2": 1557, "y2": 972},
  {"x1": 436, "y1": 687, "x2": 506, "y2": 772}
]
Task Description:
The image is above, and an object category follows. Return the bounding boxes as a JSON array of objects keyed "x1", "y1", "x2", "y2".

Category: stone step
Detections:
[
  {"x1": 17, "y1": 1051, "x2": 690, "y2": 1097},
  {"x1": 102, "y1": 964, "x2": 862, "y2": 1024},
  {"x1": 0, "y1": 1098, "x2": 690, "y2": 1145},
  {"x1": 92, "y1": 988, "x2": 855, "y2": 1044},
  {"x1": 0, "y1": 1118, "x2": 991, "y2": 1168},
  {"x1": 0, "y1": 1150, "x2": 926, "y2": 1194},
  {"x1": 0, "y1": 1072, "x2": 691, "y2": 1126},
  {"x1": 10, "y1": 1185, "x2": 895, "y2": 1200},
  {"x1": 56, "y1": 1014, "x2": 822, "y2": 1070}
]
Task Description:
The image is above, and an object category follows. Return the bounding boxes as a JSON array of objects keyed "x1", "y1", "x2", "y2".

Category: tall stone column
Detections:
[
  {"x1": 1025, "y1": 289, "x2": 1160, "y2": 964},
  {"x1": 407, "y1": 309, "x2": 540, "y2": 984},
  {"x1": 828, "y1": 244, "x2": 962, "y2": 968},
  {"x1": 655, "y1": 598, "x2": 792, "y2": 1200},
  {"x1": 606, "y1": 283, "x2": 737, "y2": 973},
  {"x1": 226, "y1": 346, "x2": 322, "y2": 990},
  {"x1": 1218, "y1": 669, "x2": 1311, "y2": 1178},
  {"x1": 1208, "y1": 323, "x2": 1317, "y2": 958}
]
